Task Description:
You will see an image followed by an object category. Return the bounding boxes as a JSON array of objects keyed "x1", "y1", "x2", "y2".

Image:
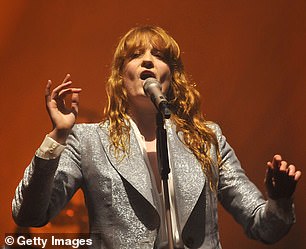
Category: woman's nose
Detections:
[
  {"x1": 141, "y1": 51, "x2": 154, "y2": 69},
  {"x1": 141, "y1": 60, "x2": 154, "y2": 69}
]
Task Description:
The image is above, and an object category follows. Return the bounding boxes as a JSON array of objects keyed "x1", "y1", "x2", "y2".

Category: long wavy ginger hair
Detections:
[{"x1": 103, "y1": 26, "x2": 220, "y2": 189}]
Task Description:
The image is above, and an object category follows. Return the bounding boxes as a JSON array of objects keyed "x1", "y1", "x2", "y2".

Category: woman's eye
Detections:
[
  {"x1": 152, "y1": 50, "x2": 164, "y2": 59},
  {"x1": 131, "y1": 51, "x2": 141, "y2": 59}
]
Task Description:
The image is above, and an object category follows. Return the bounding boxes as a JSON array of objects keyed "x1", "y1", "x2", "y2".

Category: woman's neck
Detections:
[{"x1": 129, "y1": 107, "x2": 157, "y2": 141}]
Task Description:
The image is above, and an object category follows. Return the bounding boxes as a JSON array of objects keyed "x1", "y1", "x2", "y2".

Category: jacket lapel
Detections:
[
  {"x1": 165, "y1": 120, "x2": 206, "y2": 228},
  {"x1": 96, "y1": 123, "x2": 156, "y2": 210},
  {"x1": 96, "y1": 120, "x2": 206, "y2": 232}
]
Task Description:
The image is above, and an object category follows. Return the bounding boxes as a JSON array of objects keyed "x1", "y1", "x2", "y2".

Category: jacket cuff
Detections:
[
  {"x1": 35, "y1": 135, "x2": 66, "y2": 160},
  {"x1": 266, "y1": 197, "x2": 296, "y2": 224}
]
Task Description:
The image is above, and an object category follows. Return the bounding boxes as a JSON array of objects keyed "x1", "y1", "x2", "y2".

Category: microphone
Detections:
[{"x1": 143, "y1": 77, "x2": 171, "y2": 118}]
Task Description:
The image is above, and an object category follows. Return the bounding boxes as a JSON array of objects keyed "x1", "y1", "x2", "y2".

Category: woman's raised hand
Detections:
[
  {"x1": 265, "y1": 154, "x2": 301, "y2": 200},
  {"x1": 45, "y1": 74, "x2": 82, "y2": 144}
]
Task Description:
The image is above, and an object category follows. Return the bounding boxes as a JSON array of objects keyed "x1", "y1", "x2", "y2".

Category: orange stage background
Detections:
[{"x1": 0, "y1": 1, "x2": 305, "y2": 248}]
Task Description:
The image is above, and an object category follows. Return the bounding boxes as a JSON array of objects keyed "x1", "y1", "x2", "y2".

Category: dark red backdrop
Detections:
[{"x1": 1, "y1": 1, "x2": 305, "y2": 248}]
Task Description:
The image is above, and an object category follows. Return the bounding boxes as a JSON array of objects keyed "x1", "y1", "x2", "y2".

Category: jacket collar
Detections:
[
  {"x1": 96, "y1": 119, "x2": 206, "y2": 228},
  {"x1": 96, "y1": 120, "x2": 157, "y2": 209}
]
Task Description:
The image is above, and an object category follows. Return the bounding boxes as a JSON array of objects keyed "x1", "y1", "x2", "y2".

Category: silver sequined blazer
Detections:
[{"x1": 12, "y1": 122, "x2": 295, "y2": 249}]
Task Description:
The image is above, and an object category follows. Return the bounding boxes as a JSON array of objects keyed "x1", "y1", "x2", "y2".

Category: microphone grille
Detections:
[{"x1": 143, "y1": 77, "x2": 161, "y2": 93}]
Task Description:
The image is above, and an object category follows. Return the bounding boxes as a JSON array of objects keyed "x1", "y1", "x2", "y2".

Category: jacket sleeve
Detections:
[
  {"x1": 214, "y1": 124, "x2": 295, "y2": 244},
  {"x1": 12, "y1": 126, "x2": 83, "y2": 227}
]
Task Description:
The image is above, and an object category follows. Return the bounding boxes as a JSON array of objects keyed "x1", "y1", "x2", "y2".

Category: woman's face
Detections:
[{"x1": 122, "y1": 46, "x2": 171, "y2": 109}]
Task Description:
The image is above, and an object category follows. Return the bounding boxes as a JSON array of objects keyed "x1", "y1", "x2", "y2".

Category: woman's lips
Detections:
[{"x1": 140, "y1": 70, "x2": 156, "y2": 80}]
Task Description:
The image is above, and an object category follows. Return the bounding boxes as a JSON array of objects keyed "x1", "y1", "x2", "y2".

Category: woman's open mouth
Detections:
[{"x1": 140, "y1": 70, "x2": 156, "y2": 80}]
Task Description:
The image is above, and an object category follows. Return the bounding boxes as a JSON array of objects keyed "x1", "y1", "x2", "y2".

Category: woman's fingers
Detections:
[
  {"x1": 279, "y1": 160, "x2": 288, "y2": 172},
  {"x1": 266, "y1": 154, "x2": 302, "y2": 199},
  {"x1": 271, "y1": 154, "x2": 282, "y2": 169},
  {"x1": 45, "y1": 74, "x2": 82, "y2": 121},
  {"x1": 57, "y1": 88, "x2": 82, "y2": 100},
  {"x1": 45, "y1": 74, "x2": 82, "y2": 110},
  {"x1": 264, "y1": 164, "x2": 274, "y2": 188},
  {"x1": 44, "y1": 74, "x2": 82, "y2": 142},
  {"x1": 71, "y1": 92, "x2": 80, "y2": 116},
  {"x1": 51, "y1": 81, "x2": 73, "y2": 99},
  {"x1": 270, "y1": 155, "x2": 300, "y2": 180},
  {"x1": 45, "y1": 80, "x2": 52, "y2": 102},
  {"x1": 62, "y1": 73, "x2": 71, "y2": 84},
  {"x1": 56, "y1": 88, "x2": 82, "y2": 113},
  {"x1": 287, "y1": 164, "x2": 296, "y2": 176},
  {"x1": 294, "y1": 170, "x2": 302, "y2": 181}
]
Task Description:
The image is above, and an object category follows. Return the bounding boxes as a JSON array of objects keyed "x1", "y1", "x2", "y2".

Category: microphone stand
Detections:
[{"x1": 156, "y1": 106, "x2": 174, "y2": 249}]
